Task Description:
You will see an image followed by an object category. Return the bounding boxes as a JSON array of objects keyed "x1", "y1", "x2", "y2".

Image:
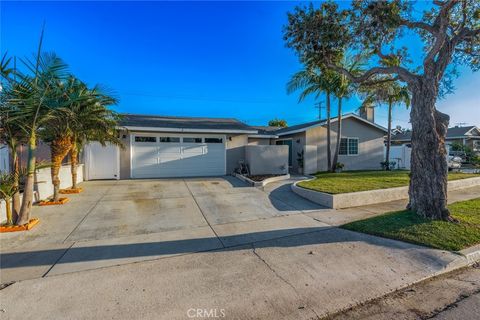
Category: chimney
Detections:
[{"x1": 359, "y1": 104, "x2": 375, "y2": 122}]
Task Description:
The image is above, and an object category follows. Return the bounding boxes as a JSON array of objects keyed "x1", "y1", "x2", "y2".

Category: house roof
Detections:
[
  {"x1": 248, "y1": 126, "x2": 281, "y2": 138},
  {"x1": 391, "y1": 125, "x2": 480, "y2": 141},
  {"x1": 119, "y1": 114, "x2": 258, "y2": 134},
  {"x1": 274, "y1": 113, "x2": 388, "y2": 136}
]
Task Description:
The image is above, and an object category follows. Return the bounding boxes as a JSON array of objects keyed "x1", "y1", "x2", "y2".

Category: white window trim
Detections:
[{"x1": 340, "y1": 137, "x2": 359, "y2": 156}]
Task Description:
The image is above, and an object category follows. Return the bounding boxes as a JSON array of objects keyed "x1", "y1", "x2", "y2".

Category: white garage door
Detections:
[{"x1": 131, "y1": 134, "x2": 226, "y2": 178}]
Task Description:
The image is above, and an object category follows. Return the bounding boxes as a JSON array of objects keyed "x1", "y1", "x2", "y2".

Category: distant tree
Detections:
[
  {"x1": 284, "y1": 1, "x2": 480, "y2": 220},
  {"x1": 268, "y1": 118, "x2": 288, "y2": 128}
]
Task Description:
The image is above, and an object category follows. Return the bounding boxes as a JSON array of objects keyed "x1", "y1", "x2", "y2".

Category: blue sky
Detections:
[{"x1": 1, "y1": 1, "x2": 479, "y2": 128}]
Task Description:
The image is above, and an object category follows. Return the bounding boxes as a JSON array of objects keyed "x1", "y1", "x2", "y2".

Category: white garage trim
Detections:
[{"x1": 130, "y1": 132, "x2": 227, "y2": 178}]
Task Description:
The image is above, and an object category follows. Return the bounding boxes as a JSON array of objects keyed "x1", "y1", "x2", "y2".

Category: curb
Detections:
[
  {"x1": 233, "y1": 173, "x2": 291, "y2": 187},
  {"x1": 457, "y1": 244, "x2": 480, "y2": 264}
]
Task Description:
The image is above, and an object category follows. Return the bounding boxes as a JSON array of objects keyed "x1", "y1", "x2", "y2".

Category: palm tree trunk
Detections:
[
  {"x1": 5, "y1": 198, "x2": 13, "y2": 225},
  {"x1": 70, "y1": 140, "x2": 78, "y2": 189},
  {"x1": 51, "y1": 136, "x2": 72, "y2": 202},
  {"x1": 10, "y1": 141, "x2": 20, "y2": 222},
  {"x1": 326, "y1": 91, "x2": 332, "y2": 172},
  {"x1": 16, "y1": 133, "x2": 36, "y2": 225},
  {"x1": 385, "y1": 100, "x2": 393, "y2": 170},
  {"x1": 332, "y1": 97, "x2": 342, "y2": 171}
]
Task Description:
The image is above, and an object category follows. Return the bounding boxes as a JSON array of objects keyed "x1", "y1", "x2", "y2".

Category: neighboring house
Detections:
[
  {"x1": 391, "y1": 125, "x2": 480, "y2": 153},
  {"x1": 83, "y1": 112, "x2": 387, "y2": 180}
]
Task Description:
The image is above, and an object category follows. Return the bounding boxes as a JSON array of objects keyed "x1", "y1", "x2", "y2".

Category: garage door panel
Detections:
[{"x1": 131, "y1": 135, "x2": 226, "y2": 178}]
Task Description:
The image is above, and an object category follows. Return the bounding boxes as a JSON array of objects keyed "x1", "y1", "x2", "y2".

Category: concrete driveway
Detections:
[
  {"x1": 0, "y1": 176, "x2": 331, "y2": 283},
  {"x1": 1, "y1": 177, "x2": 478, "y2": 319}
]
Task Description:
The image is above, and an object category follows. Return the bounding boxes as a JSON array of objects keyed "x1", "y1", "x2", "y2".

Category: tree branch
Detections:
[
  {"x1": 399, "y1": 20, "x2": 436, "y2": 34},
  {"x1": 326, "y1": 63, "x2": 417, "y2": 86},
  {"x1": 424, "y1": 0, "x2": 459, "y2": 70}
]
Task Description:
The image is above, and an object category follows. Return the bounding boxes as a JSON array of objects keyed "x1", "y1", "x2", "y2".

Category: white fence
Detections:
[
  {"x1": 0, "y1": 164, "x2": 84, "y2": 223},
  {"x1": 388, "y1": 145, "x2": 411, "y2": 169}
]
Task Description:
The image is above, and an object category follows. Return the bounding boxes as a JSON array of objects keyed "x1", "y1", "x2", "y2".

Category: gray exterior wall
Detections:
[
  {"x1": 306, "y1": 117, "x2": 385, "y2": 171},
  {"x1": 226, "y1": 134, "x2": 248, "y2": 174},
  {"x1": 247, "y1": 137, "x2": 271, "y2": 145},
  {"x1": 245, "y1": 145, "x2": 289, "y2": 175},
  {"x1": 119, "y1": 130, "x2": 131, "y2": 179}
]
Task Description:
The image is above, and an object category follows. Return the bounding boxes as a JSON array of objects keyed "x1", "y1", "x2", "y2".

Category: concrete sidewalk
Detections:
[{"x1": 0, "y1": 226, "x2": 472, "y2": 320}]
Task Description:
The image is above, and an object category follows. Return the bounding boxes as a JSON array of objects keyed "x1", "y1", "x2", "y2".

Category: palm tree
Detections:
[
  {"x1": 65, "y1": 82, "x2": 121, "y2": 190},
  {"x1": 0, "y1": 172, "x2": 19, "y2": 225},
  {"x1": 287, "y1": 66, "x2": 339, "y2": 171},
  {"x1": 361, "y1": 82, "x2": 411, "y2": 170},
  {"x1": 2, "y1": 31, "x2": 70, "y2": 224},
  {"x1": 331, "y1": 54, "x2": 365, "y2": 171},
  {"x1": 0, "y1": 106, "x2": 25, "y2": 221}
]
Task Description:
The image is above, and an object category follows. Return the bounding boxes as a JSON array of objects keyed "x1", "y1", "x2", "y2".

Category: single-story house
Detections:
[
  {"x1": 391, "y1": 125, "x2": 480, "y2": 154},
  {"x1": 83, "y1": 112, "x2": 387, "y2": 180}
]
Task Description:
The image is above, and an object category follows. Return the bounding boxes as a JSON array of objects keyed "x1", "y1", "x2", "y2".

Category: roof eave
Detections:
[
  {"x1": 248, "y1": 134, "x2": 279, "y2": 139},
  {"x1": 119, "y1": 126, "x2": 258, "y2": 134}
]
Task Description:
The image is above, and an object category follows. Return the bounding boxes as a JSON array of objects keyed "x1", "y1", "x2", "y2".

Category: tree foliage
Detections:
[{"x1": 268, "y1": 118, "x2": 288, "y2": 128}]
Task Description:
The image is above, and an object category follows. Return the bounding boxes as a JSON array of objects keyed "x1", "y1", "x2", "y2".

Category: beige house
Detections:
[{"x1": 82, "y1": 112, "x2": 387, "y2": 180}]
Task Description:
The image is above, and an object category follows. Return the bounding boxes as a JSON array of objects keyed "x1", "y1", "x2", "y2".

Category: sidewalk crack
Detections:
[{"x1": 251, "y1": 244, "x2": 321, "y2": 319}]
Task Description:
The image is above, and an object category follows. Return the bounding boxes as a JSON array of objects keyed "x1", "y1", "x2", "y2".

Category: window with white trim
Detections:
[
  {"x1": 183, "y1": 137, "x2": 202, "y2": 143},
  {"x1": 159, "y1": 137, "x2": 180, "y2": 143},
  {"x1": 473, "y1": 140, "x2": 480, "y2": 151},
  {"x1": 135, "y1": 136, "x2": 156, "y2": 143},
  {"x1": 204, "y1": 138, "x2": 223, "y2": 143},
  {"x1": 339, "y1": 138, "x2": 359, "y2": 155}
]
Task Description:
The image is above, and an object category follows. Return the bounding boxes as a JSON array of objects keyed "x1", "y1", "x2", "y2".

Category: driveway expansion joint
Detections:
[
  {"x1": 184, "y1": 179, "x2": 226, "y2": 248},
  {"x1": 62, "y1": 181, "x2": 119, "y2": 243}
]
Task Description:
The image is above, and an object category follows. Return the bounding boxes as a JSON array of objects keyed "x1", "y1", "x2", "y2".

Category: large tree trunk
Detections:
[
  {"x1": 408, "y1": 81, "x2": 450, "y2": 220},
  {"x1": 50, "y1": 136, "x2": 72, "y2": 202},
  {"x1": 385, "y1": 100, "x2": 393, "y2": 170},
  {"x1": 332, "y1": 97, "x2": 342, "y2": 171},
  {"x1": 326, "y1": 91, "x2": 332, "y2": 172},
  {"x1": 16, "y1": 133, "x2": 36, "y2": 225},
  {"x1": 70, "y1": 139, "x2": 78, "y2": 189}
]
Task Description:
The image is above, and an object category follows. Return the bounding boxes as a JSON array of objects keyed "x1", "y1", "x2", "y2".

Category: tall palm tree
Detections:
[
  {"x1": 2, "y1": 31, "x2": 70, "y2": 224},
  {"x1": 65, "y1": 82, "x2": 121, "y2": 190},
  {"x1": 287, "y1": 66, "x2": 339, "y2": 171},
  {"x1": 331, "y1": 54, "x2": 365, "y2": 171},
  {"x1": 361, "y1": 82, "x2": 411, "y2": 170}
]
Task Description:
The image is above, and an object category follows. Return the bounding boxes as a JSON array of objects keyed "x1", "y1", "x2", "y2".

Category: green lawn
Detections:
[
  {"x1": 297, "y1": 170, "x2": 479, "y2": 194},
  {"x1": 341, "y1": 198, "x2": 480, "y2": 251}
]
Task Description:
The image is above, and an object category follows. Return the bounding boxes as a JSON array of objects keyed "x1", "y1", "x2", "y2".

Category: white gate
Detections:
[{"x1": 387, "y1": 145, "x2": 411, "y2": 169}]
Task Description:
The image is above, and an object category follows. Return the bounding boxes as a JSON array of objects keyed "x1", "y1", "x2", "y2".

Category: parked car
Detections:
[{"x1": 448, "y1": 155, "x2": 462, "y2": 170}]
